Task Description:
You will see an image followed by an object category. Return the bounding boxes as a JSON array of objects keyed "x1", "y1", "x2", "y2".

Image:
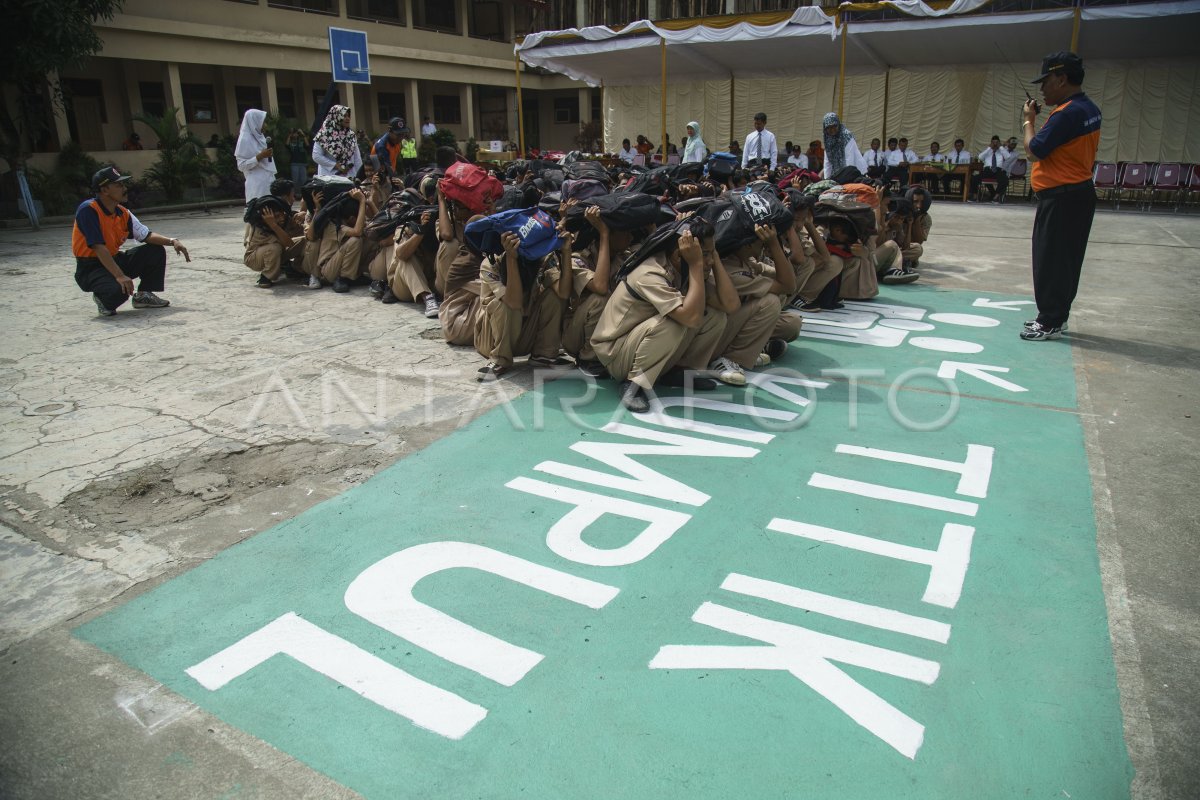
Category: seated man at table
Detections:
[
  {"x1": 943, "y1": 138, "x2": 972, "y2": 196},
  {"x1": 971, "y1": 134, "x2": 1010, "y2": 202}
]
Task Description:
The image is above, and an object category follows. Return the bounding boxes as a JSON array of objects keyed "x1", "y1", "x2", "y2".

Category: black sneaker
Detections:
[
  {"x1": 881, "y1": 268, "x2": 919, "y2": 285},
  {"x1": 1024, "y1": 319, "x2": 1068, "y2": 332},
  {"x1": 381, "y1": 287, "x2": 398, "y2": 304},
  {"x1": 529, "y1": 354, "x2": 575, "y2": 369},
  {"x1": 1019, "y1": 322, "x2": 1063, "y2": 341},
  {"x1": 660, "y1": 368, "x2": 717, "y2": 391},
  {"x1": 619, "y1": 381, "x2": 650, "y2": 413},
  {"x1": 477, "y1": 362, "x2": 507, "y2": 382},
  {"x1": 797, "y1": 300, "x2": 822, "y2": 312},
  {"x1": 93, "y1": 294, "x2": 116, "y2": 317},
  {"x1": 255, "y1": 274, "x2": 274, "y2": 288},
  {"x1": 577, "y1": 360, "x2": 609, "y2": 379},
  {"x1": 820, "y1": 300, "x2": 845, "y2": 311},
  {"x1": 369, "y1": 279, "x2": 385, "y2": 298},
  {"x1": 131, "y1": 291, "x2": 170, "y2": 308},
  {"x1": 764, "y1": 338, "x2": 788, "y2": 360},
  {"x1": 332, "y1": 277, "x2": 351, "y2": 293}
]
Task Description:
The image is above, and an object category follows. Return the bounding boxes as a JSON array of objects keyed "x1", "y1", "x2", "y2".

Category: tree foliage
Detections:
[
  {"x1": 1, "y1": 0, "x2": 125, "y2": 167},
  {"x1": 133, "y1": 107, "x2": 212, "y2": 203}
]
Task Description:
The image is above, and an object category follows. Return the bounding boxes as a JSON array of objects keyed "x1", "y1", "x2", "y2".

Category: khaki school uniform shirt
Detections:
[
  {"x1": 718, "y1": 254, "x2": 777, "y2": 300},
  {"x1": 591, "y1": 254, "x2": 684, "y2": 345}
]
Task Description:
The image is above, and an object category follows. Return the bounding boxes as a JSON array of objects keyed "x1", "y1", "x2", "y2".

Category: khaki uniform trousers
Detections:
[
  {"x1": 474, "y1": 288, "x2": 564, "y2": 368},
  {"x1": 902, "y1": 242, "x2": 923, "y2": 262},
  {"x1": 388, "y1": 248, "x2": 436, "y2": 302},
  {"x1": 435, "y1": 236, "x2": 461, "y2": 297},
  {"x1": 562, "y1": 291, "x2": 608, "y2": 361},
  {"x1": 838, "y1": 252, "x2": 879, "y2": 301},
  {"x1": 772, "y1": 304, "x2": 802, "y2": 341},
  {"x1": 310, "y1": 225, "x2": 364, "y2": 284},
  {"x1": 441, "y1": 282, "x2": 481, "y2": 345},
  {"x1": 244, "y1": 234, "x2": 304, "y2": 281},
  {"x1": 796, "y1": 255, "x2": 842, "y2": 304},
  {"x1": 594, "y1": 308, "x2": 727, "y2": 393},
  {"x1": 713, "y1": 294, "x2": 784, "y2": 369},
  {"x1": 367, "y1": 242, "x2": 392, "y2": 283},
  {"x1": 874, "y1": 240, "x2": 902, "y2": 275}
]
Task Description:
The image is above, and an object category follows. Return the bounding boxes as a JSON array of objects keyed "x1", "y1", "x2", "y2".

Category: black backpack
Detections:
[
  {"x1": 702, "y1": 191, "x2": 792, "y2": 255},
  {"x1": 564, "y1": 159, "x2": 612, "y2": 186},
  {"x1": 562, "y1": 192, "x2": 665, "y2": 234},
  {"x1": 243, "y1": 195, "x2": 292, "y2": 232},
  {"x1": 618, "y1": 166, "x2": 673, "y2": 197},
  {"x1": 300, "y1": 176, "x2": 355, "y2": 212}
]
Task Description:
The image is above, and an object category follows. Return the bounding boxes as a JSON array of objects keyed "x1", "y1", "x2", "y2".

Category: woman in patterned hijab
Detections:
[
  {"x1": 312, "y1": 104, "x2": 362, "y2": 177},
  {"x1": 820, "y1": 111, "x2": 868, "y2": 181}
]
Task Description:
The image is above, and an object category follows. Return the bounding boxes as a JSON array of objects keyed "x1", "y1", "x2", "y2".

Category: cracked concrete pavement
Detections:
[{"x1": 0, "y1": 203, "x2": 1198, "y2": 799}]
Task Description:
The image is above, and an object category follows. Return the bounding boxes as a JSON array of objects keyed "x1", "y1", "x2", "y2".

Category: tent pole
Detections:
[
  {"x1": 1070, "y1": 6, "x2": 1081, "y2": 51},
  {"x1": 515, "y1": 51, "x2": 525, "y2": 157},
  {"x1": 838, "y1": 12, "x2": 848, "y2": 119},
  {"x1": 600, "y1": 80, "x2": 606, "y2": 153},
  {"x1": 660, "y1": 38, "x2": 667, "y2": 159},
  {"x1": 881, "y1": 65, "x2": 890, "y2": 142}
]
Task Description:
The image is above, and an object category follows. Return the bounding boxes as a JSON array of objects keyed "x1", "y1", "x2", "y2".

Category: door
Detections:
[{"x1": 70, "y1": 97, "x2": 107, "y2": 151}]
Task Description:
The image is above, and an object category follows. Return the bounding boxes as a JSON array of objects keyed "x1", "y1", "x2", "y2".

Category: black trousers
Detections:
[
  {"x1": 883, "y1": 165, "x2": 909, "y2": 186},
  {"x1": 1031, "y1": 184, "x2": 1096, "y2": 328},
  {"x1": 972, "y1": 167, "x2": 1009, "y2": 198},
  {"x1": 75, "y1": 244, "x2": 167, "y2": 311}
]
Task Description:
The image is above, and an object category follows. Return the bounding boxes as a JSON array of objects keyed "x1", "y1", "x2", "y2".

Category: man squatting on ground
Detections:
[{"x1": 73, "y1": 167, "x2": 190, "y2": 316}]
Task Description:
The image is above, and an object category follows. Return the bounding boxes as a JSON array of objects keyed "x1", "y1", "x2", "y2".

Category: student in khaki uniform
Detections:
[
  {"x1": 708, "y1": 223, "x2": 798, "y2": 385},
  {"x1": 784, "y1": 200, "x2": 834, "y2": 313},
  {"x1": 381, "y1": 210, "x2": 440, "y2": 317},
  {"x1": 245, "y1": 180, "x2": 305, "y2": 288},
  {"x1": 475, "y1": 231, "x2": 574, "y2": 381},
  {"x1": 304, "y1": 188, "x2": 369, "y2": 292},
  {"x1": 591, "y1": 220, "x2": 737, "y2": 413},
  {"x1": 560, "y1": 206, "x2": 636, "y2": 378},
  {"x1": 435, "y1": 190, "x2": 471, "y2": 297},
  {"x1": 439, "y1": 216, "x2": 485, "y2": 345},
  {"x1": 902, "y1": 186, "x2": 932, "y2": 271}
]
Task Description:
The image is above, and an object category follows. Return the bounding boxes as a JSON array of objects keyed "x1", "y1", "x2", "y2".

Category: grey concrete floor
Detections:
[{"x1": 0, "y1": 199, "x2": 1197, "y2": 799}]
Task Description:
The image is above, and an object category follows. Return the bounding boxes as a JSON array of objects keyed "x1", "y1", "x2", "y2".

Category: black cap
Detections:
[
  {"x1": 1032, "y1": 51, "x2": 1083, "y2": 83},
  {"x1": 91, "y1": 166, "x2": 132, "y2": 193},
  {"x1": 388, "y1": 116, "x2": 405, "y2": 132}
]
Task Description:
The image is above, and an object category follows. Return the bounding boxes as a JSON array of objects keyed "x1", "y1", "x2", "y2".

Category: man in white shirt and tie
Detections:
[
  {"x1": 943, "y1": 137, "x2": 972, "y2": 196},
  {"x1": 420, "y1": 117, "x2": 437, "y2": 137},
  {"x1": 741, "y1": 112, "x2": 777, "y2": 171},
  {"x1": 883, "y1": 137, "x2": 917, "y2": 186},
  {"x1": 1002, "y1": 136, "x2": 1020, "y2": 173},
  {"x1": 971, "y1": 134, "x2": 1010, "y2": 202},
  {"x1": 862, "y1": 137, "x2": 885, "y2": 179}
]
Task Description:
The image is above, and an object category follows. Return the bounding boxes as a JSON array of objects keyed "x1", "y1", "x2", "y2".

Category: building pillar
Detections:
[
  {"x1": 460, "y1": 84, "x2": 475, "y2": 139},
  {"x1": 504, "y1": 1, "x2": 515, "y2": 41},
  {"x1": 459, "y1": 0, "x2": 470, "y2": 36},
  {"x1": 647, "y1": 0, "x2": 658, "y2": 19},
  {"x1": 164, "y1": 62, "x2": 185, "y2": 128},
  {"x1": 406, "y1": 79, "x2": 421, "y2": 141},
  {"x1": 46, "y1": 72, "x2": 72, "y2": 147},
  {"x1": 261, "y1": 69, "x2": 279, "y2": 115},
  {"x1": 121, "y1": 61, "x2": 143, "y2": 128},
  {"x1": 576, "y1": 0, "x2": 586, "y2": 26},
  {"x1": 724, "y1": 0, "x2": 735, "y2": 12},
  {"x1": 219, "y1": 67, "x2": 240, "y2": 136}
]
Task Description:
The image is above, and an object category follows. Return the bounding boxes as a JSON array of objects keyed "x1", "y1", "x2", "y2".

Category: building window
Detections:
[
  {"x1": 62, "y1": 78, "x2": 108, "y2": 124},
  {"x1": 139, "y1": 81, "x2": 166, "y2": 118},
  {"x1": 182, "y1": 83, "x2": 218, "y2": 124},
  {"x1": 553, "y1": 96, "x2": 579, "y2": 125},
  {"x1": 470, "y1": 1, "x2": 505, "y2": 40},
  {"x1": 312, "y1": 88, "x2": 342, "y2": 121},
  {"x1": 347, "y1": 0, "x2": 405, "y2": 25},
  {"x1": 413, "y1": 0, "x2": 457, "y2": 32},
  {"x1": 235, "y1": 85, "x2": 263, "y2": 118},
  {"x1": 277, "y1": 87, "x2": 297, "y2": 120},
  {"x1": 658, "y1": 0, "x2": 726, "y2": 19},
  {"x1": 479, "y1": 86, "x2": 508, "y2": 142},
  {"x1": 432, "y1": 94, "x2": 461, "y2": 125},
  {"x1": 268, "y1": 0, "x2": 337, "y2": 14},
  {"x1": 377, "y1": 92, "x2": 406, "y2": 123}
]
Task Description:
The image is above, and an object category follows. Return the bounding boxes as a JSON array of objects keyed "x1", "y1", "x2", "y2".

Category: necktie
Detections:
[
  {"x1": 991, "y1": 151, "x2": 997, "y2": 168},
  {"x1": 756, "y1": 134, "x2": 762, "y2": 163}
]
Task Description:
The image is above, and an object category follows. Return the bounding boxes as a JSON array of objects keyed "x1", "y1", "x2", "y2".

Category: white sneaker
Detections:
[
  {"x1": 307, "y1": 275, "x2": 321, "y2": 290},
  {"x1": 708, "y1": 357, "x2": 746, "y2": 386},
  {"x1": 754, "y1": 352, "x2": 771, "y2": 368},
  {"x1": 423, "y1": 295, "x2": 441, "y2": 318}
]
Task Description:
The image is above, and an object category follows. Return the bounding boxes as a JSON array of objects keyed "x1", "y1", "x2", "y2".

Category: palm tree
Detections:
[{"x1": 133, "y1": 107, "x2": 212, "y2": 203}]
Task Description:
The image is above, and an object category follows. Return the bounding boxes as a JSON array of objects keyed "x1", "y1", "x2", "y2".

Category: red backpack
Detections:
[{"x1": 439, "y1": 162, "x2": 503, "y2": 214}]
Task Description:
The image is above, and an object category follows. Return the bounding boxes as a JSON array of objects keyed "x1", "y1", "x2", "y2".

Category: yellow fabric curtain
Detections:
[{"x1": 604, "y1": 58, "x2": 1200, "y2": 164}]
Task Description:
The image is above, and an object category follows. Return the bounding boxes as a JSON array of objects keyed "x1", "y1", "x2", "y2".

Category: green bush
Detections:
[
  {"x1": 24, "y1": 141, "x2": 104, "y2": 215},
  {"x1": 133, "y1": 107, "x2": 212, "y2": 203}
]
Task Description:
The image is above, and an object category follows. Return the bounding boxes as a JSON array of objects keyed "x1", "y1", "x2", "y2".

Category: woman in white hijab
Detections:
[
  {"x1": 235, "y1": 108, "x2": 276, "y2": 202},
  {"x1": 682, "y1": 120, "x2": 707, "y2": 163}
]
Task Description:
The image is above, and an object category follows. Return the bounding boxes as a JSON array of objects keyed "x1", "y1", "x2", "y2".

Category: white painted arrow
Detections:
[
  {"x1": 972, "y1": 298, "x2": 1036, "y2": 311},
  {"x1": 937, "y1": 361, "x2": 1028, "y2": 393}
]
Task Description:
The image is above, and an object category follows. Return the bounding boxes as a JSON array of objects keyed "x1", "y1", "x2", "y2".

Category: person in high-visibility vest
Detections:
[
  {"x1": 71, "y1": 166, "x2": 190, "y2": 316},
  {"x1": 399, "y1": 129, "x2": 418, "y2": 176}
]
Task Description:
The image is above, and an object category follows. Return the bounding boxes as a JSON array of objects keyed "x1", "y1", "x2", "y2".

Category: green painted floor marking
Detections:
[{"x1": 77, "y1": 287, "x2": 1131, "y2": 799}]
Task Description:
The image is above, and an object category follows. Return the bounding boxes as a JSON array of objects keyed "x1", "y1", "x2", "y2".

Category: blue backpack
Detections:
[{"x1": 464, "y1": 207, "x2": 562, "y2": 261}]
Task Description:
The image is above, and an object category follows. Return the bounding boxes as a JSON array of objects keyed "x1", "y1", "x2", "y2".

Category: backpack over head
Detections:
[
  {"x1": 813, "y1": 196, "x2": 877, "y2": 244},
  {"x1": 702, "y1": 190, "x2": 792, "y2": 255},
  {"x1": 560, "y1": 178, "x2": 610, "y2": 203},
  {"x1": 564, "y1": 159, "x2": 612, "y2": 186},
  {"x1": 439, "y1": 162, "x2": 504, "y2": 214},
  {"x1": 464, "y1": 207, "x2": 563, "y2": 262},
  {"x1": 562, "y1": 192, "x2": 664, "y2": 234},
  {"x1": 244, "y1": 195, "x2": 292, "y2": 232}
]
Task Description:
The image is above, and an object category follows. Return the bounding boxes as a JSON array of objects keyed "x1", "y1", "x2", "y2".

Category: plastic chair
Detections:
[
  {"x1": 1114, "y1": 162, "x2": 1148, "y2": 210},
  {"x1": 1148, "y1": 162, "x2": 1182, "y2": 210},
  {"x1": 1179, "y1": 164, "x2": 1200, "y2": 212},
  {"x1": 1093, "y1": 162, "x2": 1118, "y2": 204},
  {"x1": 666, "y1": 153, "x2": 680, "y2": 165},
  {"x1": 631, "y1": 154, "x2": 646, "y2": 167},
  {"x1": 1008, "y1": 158, "x2": 1029, "y2": 200}
]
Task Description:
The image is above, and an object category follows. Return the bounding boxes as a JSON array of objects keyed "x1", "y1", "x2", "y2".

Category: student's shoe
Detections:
[
  {"x1": 577, "y1": 360, "x2": 608, "y2": 379},
  {"x1": 381, "y1": 287, "x2": 398, "y2": 304},
  {"x1": 332, "y1": 277, "x2": 351, "y2": 293},
  {"x1": 1019, "y1": 322, "x2": 1063, "y2": 341},
  {"x1": 820, "y1": 300, "x2": 845, "y2": 311},
  {"x1": 754, "y1": 352, "x2": 771, "y2": 368},
  {"x1": 283, "y1": 266, "x2": 306, "y2": 282},
  {"x1": 764, "y1": 338, "x2": 788, "y2": 360},
  {"x1": 709, "y1": 357, "x2": 747, "y2": 386},
  {"x1": 306, "y1": 275, "x2": 322, "y2": 290},
  {"x1": 477, "y1": 362, "x2": 506, "y2": 381},
  {"x1": 93, "y1": 294, "x2": 116, "y2": 316},
  {"x1": 131, "y1": 291, "x2": 170, "y2": 308},
  {"x1": 796, "y1": 299, "x2": 822, "y2": 312},
  {"x1": 423, "y1": 295, "x2": 441, "y2": 318},
  {"x1": 881, "y1": 268, "x2": 919, "y2": 285},
  {"x1": 660, "y1": 367, "x2": 716, "y2": 391},
  {"x1": 529, "y1": 354, "x2": 574, "y2": 369},
  {"x1": 619, "y1": 380, "x2": 650, "y2": 413},
  {"x1": 1024, "y1": 319, "x2": 1068, "y2": 332},
  {"x1": 255, "y1": 274, "x2": 274, "y2": 288},
  {"x1": 369, "y1": 279, "x2": 385, "y2": 299}
]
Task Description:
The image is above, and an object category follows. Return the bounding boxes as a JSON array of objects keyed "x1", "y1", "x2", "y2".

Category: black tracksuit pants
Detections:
[
  {"x1": 75, "y1": 244, "x2": 167, "y2": 312},
  {"x1": 1031, "y1": 182, "x2": 1096, "y2": 328}
]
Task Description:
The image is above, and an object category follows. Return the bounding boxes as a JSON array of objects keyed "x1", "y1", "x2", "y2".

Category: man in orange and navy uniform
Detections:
[
  {"x1": 1020, "y1": 51, "x2": 1100, "y2": 341},
  {"x1": 72, "y1": 166, "x2": 190, "y2": 316},
  {"x1": 370, "y1": 117, "x2": 405, "y2": 180}
]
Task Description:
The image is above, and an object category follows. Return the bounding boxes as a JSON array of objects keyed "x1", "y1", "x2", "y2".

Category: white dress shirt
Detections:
[
  {"x1": 946, "y1": 148, "x2": 972, "y2": 165},
  {"x1": 1000, "y1": 146, "x2": 1019, "y2": 173},
  {"x1": 885, "y1": 148, "x2": 918, "y2": 167},
  {"x1": 618, "y1": 147, "x2": 636, "y2": 164},
  {"x1": 742, "y1": 128, "x2": 777, "y2": 170},
  {"x1": 862, "y1": 148, "x2": 885, "y2": 168},
  {"x1": 787, "y1": 153, "x2": 809, "y2": 170},
  {"x1": 978, "y1": 146, "x2": 1005, "y2": 170},
  {"x1": 821, "y1": 139, "x2": 868, "y2": 180},
  {"x1": 923, "y1": 152, "x2": 947, "y2": 163},
  {"x1": 421, "y1": 123, "x2": 437, "y2": 136}
]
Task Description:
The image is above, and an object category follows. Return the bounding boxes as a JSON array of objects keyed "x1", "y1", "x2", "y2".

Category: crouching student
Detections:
[
  {"x1": 590, "y1": 219, "x2": 731, "y2": 413},
  {"x1": 708, "y1": 223, "x2": 797, "y2": 385},
  {"x1": 783, "y1": 191, "x2": 834, "y2": 312},
  {"x1": 560, "y1": 206, "x2": 634, "y2": 378},
  {"x1": 436, "y1": 188, "x2": 472, "y2": 297},
  {"x1": 475, "y1": 230, "x2": 573, "y2": 381},
  {"x1": 382, "y1": 210, "x2": 440, "y2": 317},
  {"x1": 439, "y1": 218, "x2": 486, "y2": 345},
  {"x1": 902, "y1": 185, "x2": 932, "y2": 272},
  {"x1": 876, "y1": 191, "x2": 919, "y2": 285},
  {"x1": 305, "y1": 187, "x2": 369, "y2": 292},
  {"x1": 244, "y1": 179, "x2": 306, "y2": 288}
]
